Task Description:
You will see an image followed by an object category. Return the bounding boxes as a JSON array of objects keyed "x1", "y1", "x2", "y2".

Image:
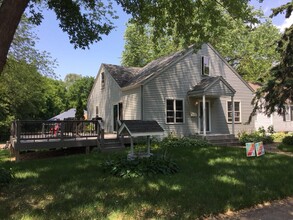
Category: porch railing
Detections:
[{"x1": 11, "y1": 119, "x2": 101, "y2": 143}]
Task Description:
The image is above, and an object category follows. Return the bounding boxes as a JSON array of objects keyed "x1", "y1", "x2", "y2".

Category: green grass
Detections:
[
  {"x1": 278, "y1": 143, "x2": 293, "y2": 153},
  {"x1": 1, "y1": 146, "x2": 293, "y2": 219}
]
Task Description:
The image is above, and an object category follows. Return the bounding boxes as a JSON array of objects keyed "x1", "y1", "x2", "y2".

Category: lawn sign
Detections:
[
  {"x1": 255, "y1": 141, "x2": 265, "y2": 157},
  {"x1": 246, "y1": 142, "x2": 255, "y2": 157}
]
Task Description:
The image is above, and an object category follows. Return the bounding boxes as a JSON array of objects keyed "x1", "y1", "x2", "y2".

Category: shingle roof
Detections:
[
  {"x1": 103, "y1": 64, "x2": 141, "y2": 87},
  {"x1": 103, "y1": 47, "x2": 192, "y2": 88},
  {"x1": 118, "y1": 120, "x2": 164, "y2": 137}
]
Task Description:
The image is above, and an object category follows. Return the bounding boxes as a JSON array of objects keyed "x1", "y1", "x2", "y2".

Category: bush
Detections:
[
  {"x1": 272, "y1": 132, "x2": 287, "y2": 143},
  {"x1": 0, "y1": 168, "x2": 14, "y2": 188},
  {"x1": 101, "y1": 154, "x2": 179, "y2": 178},
  {"x1": 160, "y1": 136, "x2": 210, "y2": 149},
  {"x1": 282, "y1": 136, "x2": 293, "y2": 145},
  {"x1": 238, "y1": 130, "x2": 274, "y2": 145}
]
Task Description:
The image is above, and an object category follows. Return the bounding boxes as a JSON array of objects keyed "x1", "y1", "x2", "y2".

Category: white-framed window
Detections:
[
  {"x1": 101, "y1": 72, "x2": 105, "y2": 89},
  {"x1": 284, "y1": 105, "x2": 293, "y2": 121},
  {"x1": 201, "y1": 56, "x2": 210, "y2": 76},
  {"x1": 166, "y1": 99, "x2": 184, "y2": 124},
  {"x1": 227, "y1": 101, "x2": 241, "y2": 123}
]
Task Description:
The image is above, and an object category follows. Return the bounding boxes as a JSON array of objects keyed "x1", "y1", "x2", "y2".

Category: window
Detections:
[
  {"x1": 227, "y1": 101, "x2": 241, "y2": 123},
  {"x1": 166, "y1": 99, "x2": 184, "y2": 123},
  {"x1": 201, "y1": 56, "x2": 210, "y2": 76},
  {"x1": 284, "y1": 105, "x2": 293, "y2": 121},
  {"x1": 101, "y1": 72, "x2": 105, "y2": 89}
]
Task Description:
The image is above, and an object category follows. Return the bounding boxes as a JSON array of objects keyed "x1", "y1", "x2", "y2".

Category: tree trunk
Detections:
[{"x1": 0, "y1": 0, "x2": 30, "y2": 74}]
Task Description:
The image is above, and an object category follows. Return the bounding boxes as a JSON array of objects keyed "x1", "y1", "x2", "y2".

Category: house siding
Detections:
[
  {"x1": 143, "y1": 44, "x2": 255, "y2": 136},
  {"x1": 273, "y1": 115, "x2": 293, "y2": 132},
  {"x1": 87, "y1": 66, "x2": 122, "y2": 132},
  {"x1": 121, "y1": 87, "x2": 141, "y2": 120}
]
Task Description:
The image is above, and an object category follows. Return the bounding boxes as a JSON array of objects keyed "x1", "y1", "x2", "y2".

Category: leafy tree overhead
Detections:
[
  {"x1": 0, "y1": 0, "x2": 118, "y2": 74},
  {"x1": 122, "y1": 14, "x2": 280, "y2": 82},
  {"x1": 251, "y1": 1, "x2": 293, "y2": 117},
  {"x1": 0, "y1": 0, "x2": 264, "y2": 74}
]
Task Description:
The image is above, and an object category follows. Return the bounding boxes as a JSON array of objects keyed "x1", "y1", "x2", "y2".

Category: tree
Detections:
[
  {"x1": 251, "y1": 1, "x2": 293, "y2": 117},
  {"x1": 66, "y1": 76, "x2": 94, "y2": 109},
  {"x1": 75, "y1": 96, "x2": 85, "y2": 120},
  {"x1": 64, "y1": 73, "x2": 82, "y2": 89},
  {"x1": 0, "y1": 0, "x2": 118, "y2": 73},
  {"x1": 122, "y1": 15, "x2": 280, "y2": 82}
]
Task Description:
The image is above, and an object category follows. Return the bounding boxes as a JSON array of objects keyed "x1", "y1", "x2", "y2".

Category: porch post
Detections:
[
  {"x1": 130, "y1": 136, "x2": 134, "y2": 156},
  {"x1": 231, "y1": 95, "x2": 235, "y2": 135},
  {"x1": 203, "y1": 94, "x2": 206, "y2": 136}
]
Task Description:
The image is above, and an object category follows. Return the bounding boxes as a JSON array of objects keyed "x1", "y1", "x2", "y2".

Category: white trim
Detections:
[
  {"x1": 165, "y1": 98, "x2": 185, "y2": 124},
  {"x1": 198, "y1": 100, "x2": 211, "y2": 132},
  {"x1": 130, "y1": 132, "x2": 165, "y2": 137},
  {"x1": 226, "y1": 100, "x2": 242, "y2": 123}
]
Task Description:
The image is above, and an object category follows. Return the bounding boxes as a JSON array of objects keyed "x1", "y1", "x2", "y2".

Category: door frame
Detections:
[{"x1": 198, "y1": 100, "x2": 211, "y2": 132}]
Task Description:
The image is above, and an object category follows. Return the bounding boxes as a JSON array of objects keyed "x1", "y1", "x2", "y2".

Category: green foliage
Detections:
[
  {"x1": 121, "y1": 13, "x2": 280, "y2": 83},
  {"x1": 75, "y1": 96, "x2": 84, "y2": 120},
  {"x1": 271, "y1": 132, "x2": 287, "y2": 143},
  {"x1": 0, "y1": 167, "x2": 14, "y2": 188},
  {"x1": 101, "y1": 154, "x2": 179, "y2": 178},
  {"x1": 160, "y1": 136, "x2": 210, "y2": 149},
  {"x1": 282, "y1": 135, "x2": 293, "y2": 145},
  {"x1": 251, "y1": 2, "x2": 293, "y2": 117},
  {"x1": 238, "y1": 129, "x2": 274, "y2": 145}
]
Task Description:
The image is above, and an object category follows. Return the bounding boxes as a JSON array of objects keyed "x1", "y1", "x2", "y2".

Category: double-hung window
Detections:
[
  {"x1": 227, "y1": 101, "x2": 241, "y2": 123},
  {"x1": 284, "y1": 105, "x2": 293, "y2": 121},
  {"x1": 166, "y1": 99, "x2": 184, "y2": 123}
]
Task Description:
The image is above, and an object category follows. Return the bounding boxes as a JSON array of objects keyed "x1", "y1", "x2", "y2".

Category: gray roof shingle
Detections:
[{"x1": 103, "y1": 47, "x2": 192, "y2": 88}]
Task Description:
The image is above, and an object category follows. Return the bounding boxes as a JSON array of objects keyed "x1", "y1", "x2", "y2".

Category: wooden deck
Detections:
[{"x1": 10, "y1": 119, "x2": 107, "y2": 161}]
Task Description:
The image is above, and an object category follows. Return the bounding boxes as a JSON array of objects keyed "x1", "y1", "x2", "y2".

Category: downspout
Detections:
[{"x1": 141, "y1": 85, "x2": 144, "y2": 120}]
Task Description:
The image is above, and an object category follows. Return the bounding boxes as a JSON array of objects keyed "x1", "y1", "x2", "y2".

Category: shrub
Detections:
[
  {"x1": 0, "y1": 168, "x2": 14, "y2": 188},
  {"x1": 238, "y1": 130, "x2": 273, "y2": 145},
  {"x1": 160, "y1": 136, "x2": 209, "y2": 149},
  {"x1": 282, "y1": 136, "x2": 293, "y2": 145},
  {"x1": 272, "y1": 132, "x2": 287, "y2": 143},
  {"x1": 101, "y1": 154, "x2": 179, "y2": 178}
]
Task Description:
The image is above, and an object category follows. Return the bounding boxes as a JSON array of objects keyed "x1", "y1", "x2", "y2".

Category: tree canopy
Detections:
[
  {"x1": 0, "y1": 0, "x2": 263, "y2": 74},
  {"x1": 251, "y1": 1, "x2": 293, "y2": 117},
  {"x1": 121, "y1": 13, "x2": 280, "y2": 82}
]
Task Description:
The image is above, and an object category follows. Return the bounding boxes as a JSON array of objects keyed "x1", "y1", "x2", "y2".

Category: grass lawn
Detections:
[
  {"x1": 1, "y1": 145, "x2": 293, "y2": 219},
  {"x1": 278, "y1": 143, "x2": 293, "y2": 153}
]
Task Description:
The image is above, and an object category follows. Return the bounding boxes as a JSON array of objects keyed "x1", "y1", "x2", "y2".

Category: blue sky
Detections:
[{"x1": 33, "y1": 0, "x2": 292, "y2": 80}]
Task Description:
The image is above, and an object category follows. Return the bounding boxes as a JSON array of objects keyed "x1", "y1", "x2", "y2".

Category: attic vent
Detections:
[
  {"x1": 101, "y1": 72, "x2": 105, "y2": 89},
  {"x1": 201, "y1": 56, "x2": 210, "y2": 76}
]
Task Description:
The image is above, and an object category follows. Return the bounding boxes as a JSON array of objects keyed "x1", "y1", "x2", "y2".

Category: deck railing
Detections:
[{"x1": 11, "y1": 120, "x2": 102, "y2": 143}]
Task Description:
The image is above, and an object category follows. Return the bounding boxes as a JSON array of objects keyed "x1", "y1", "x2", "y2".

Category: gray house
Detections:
[{"x1": 87, "y1": 44, "x2": 255, "y2": 137}]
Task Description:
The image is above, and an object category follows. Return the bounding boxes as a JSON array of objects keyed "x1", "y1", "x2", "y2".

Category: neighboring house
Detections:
[
  {"x1": 249, "y1": 83, "x2": 293, "y2": 132},
  {"x1": 87, "y1": 44, "x2": 256, "y2": 137}
]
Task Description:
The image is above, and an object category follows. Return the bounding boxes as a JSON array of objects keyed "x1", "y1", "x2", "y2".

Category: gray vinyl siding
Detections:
[
  {"x1": 121, "y1": 87, "x2": 141, "y2": 120},
  {"x1": 143, "y1": 44, "x2": 255, "y2": 136},
  {"x1": 87, "y1": 66, "x2": 122, "y2": 132}
]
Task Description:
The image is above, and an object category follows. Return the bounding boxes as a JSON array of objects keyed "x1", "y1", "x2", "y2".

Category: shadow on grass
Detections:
[{"x1": 1, "y1": 146, "x2": 293, "y2": 219}]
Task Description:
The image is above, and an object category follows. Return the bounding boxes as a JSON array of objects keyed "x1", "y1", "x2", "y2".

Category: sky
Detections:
[{"x1": 33, "y1": 0, "x2": 293, "y2": 80}]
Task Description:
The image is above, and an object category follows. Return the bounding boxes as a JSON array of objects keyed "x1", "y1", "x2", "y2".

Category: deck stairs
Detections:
[
  {"x1": 203, "y1": 134, "x2": 240, "y2": 147},
  {"x1": 99, "y1": 135, "x2": 125, "y2": 152}
]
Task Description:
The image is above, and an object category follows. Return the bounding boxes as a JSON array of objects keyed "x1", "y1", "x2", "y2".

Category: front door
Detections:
[
  {"x1": 113, "y1": 102, "x2": 123, "y2": 132},
  {"x1": 199, "y1": 101, "x2": 211, "y2": 132}
]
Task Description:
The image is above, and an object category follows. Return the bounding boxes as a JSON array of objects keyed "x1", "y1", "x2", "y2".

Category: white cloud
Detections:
[{"x1": 277, "y1": 15, "x2": 293, "y2": 32}]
